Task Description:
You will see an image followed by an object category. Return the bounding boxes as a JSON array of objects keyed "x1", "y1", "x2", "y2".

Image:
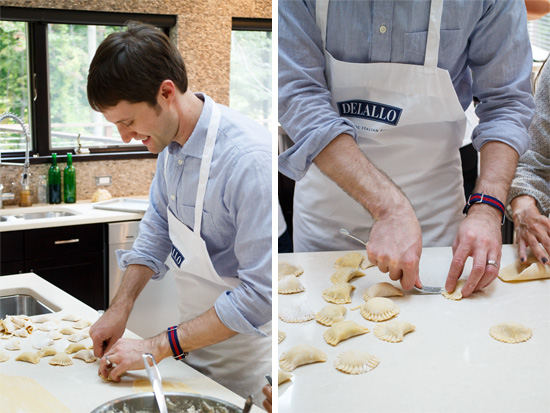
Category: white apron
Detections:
[
  {"x1": 293, "y1": 0, "x2": 466, "y2": 252},
  {"x1": 165, "y1": 104, "x2": 271, "y2": 405}
]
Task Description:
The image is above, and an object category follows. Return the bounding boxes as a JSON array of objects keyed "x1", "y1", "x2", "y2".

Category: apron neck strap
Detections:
[
  {"x1": 316, "y1": 0, "x2": 444, "y2": 68},
  {"x1": 316, "y1": 0, "x2": 329, "y2": 50},
  {"x1": 163, "y1": 100, "x2": 221, "y2": 235},
  {"x1": 194, "y1": 104, "x2": 221, "y2": 233},
  {"x1": 425, "y1": 0, "x2": 444, "y2": 67}
]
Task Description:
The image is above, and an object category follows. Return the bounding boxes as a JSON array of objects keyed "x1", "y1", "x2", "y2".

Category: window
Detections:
[
  {"x1": 0, "y1": 21, "x2": 31, "y2": 153},
  {"x1": 230, "y1": 18, "x2": 272, "y2": 131},
  {"x1": 0, "y1": 7, "x2": 176, "y2": 162},
  {"x1": 48, "y1": 24, "x2": 124, "y2": 150},
  {"x1": 529, "y1": 15, "x2": 550, "y2": 61}
]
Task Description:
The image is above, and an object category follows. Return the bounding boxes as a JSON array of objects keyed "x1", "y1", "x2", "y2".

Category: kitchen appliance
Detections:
[{"x1": 108, "y1": 221, "x2": 180, "y2": 338}]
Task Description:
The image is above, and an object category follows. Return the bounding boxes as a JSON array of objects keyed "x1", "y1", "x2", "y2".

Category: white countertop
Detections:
[
  {"x1": 0, "y1": 198, "x2": 146, "y2": 232},
  {"x1": 277, "y1": 244, "x2": 550, "y2": 413},
  {"x1": 0, "y1": 273, "x2": 262, "y2": 412}
]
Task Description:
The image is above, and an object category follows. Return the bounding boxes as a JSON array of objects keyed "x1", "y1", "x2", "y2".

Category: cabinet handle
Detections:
[{"x1": 54, "y1": 238, "x2": 80, "y2": 245}]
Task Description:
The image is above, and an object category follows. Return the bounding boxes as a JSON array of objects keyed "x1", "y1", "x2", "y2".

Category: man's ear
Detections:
[{"x1": 158, "y1": 80, "x2": 176, "y2": 104}]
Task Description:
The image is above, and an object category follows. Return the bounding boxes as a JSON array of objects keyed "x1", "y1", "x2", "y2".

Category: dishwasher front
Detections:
[{"x1": 108, "y1": 221, "x2": 180, "y2": 338}]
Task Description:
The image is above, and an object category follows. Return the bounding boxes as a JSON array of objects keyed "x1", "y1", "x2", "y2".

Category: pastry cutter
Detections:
[
  {"x1": 339, "y1": 228, "x2": 443, "y2": 294},
  {"x1": 142, "y1": 353, "x2": 168, "y2": 413}
]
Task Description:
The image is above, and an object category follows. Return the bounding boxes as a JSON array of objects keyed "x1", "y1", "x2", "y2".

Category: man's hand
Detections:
[
  {"x1": 447, "y1": 141, "x2": 519, "y2": 297},
  {"x1": 313, "y1": 134, "x2": 423, "y2": 289},
  {"x1": 446, "y1": 204, "x2": 502, "y2": 297},
  {"x1": 90, "y1": 264, "x2": 153, "y2": 358},
  {"x1": 511, "y1": 195, "x2": 550, "y2": 264},
  {"x1": 367, "y1": 207, "x2": 423, "y2": 290},
  {"x1": 89, "y1": 308, "x2": 128, "y2": 359},
  {"x1": 98, "y1": 335, "x2": 169, "y2": 382}
]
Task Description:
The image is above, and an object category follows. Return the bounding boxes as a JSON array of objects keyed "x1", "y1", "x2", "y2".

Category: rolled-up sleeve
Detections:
[
  {"x1": 117, "y1": 152, "x2": 173, "y2": 279},
  {"x1": 278, "y1": 0, "x2": 356, "y2": 181},
  {"x1": 468, "y1": 0, "x2": 534, "y2": 155},
  {"x1": 214, "y1": 150, "x2": 272, "y2": 336}
]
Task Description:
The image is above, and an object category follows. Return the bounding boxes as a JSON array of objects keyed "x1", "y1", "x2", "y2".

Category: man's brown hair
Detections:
[{"x1": 87, "y1": 21, "x2": 187, "y2": 111}]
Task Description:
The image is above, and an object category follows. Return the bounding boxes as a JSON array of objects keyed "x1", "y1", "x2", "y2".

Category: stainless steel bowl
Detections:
[{"x1": 90, "y1": 392, "x2": 243, "y2": 413}]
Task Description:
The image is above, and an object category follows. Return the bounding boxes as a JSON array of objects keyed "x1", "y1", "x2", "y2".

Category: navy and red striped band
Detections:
[
  {"x1": 167, "y1": 325, "x2": 187, "y2": 360},
  {"x1": 463, "y1": 193, "x2": 505, "y2": 225}
]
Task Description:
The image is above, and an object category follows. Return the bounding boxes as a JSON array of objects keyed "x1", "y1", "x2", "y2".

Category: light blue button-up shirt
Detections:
[
  {"x1": 279, "y1": 0, "x2": 535, "y2": 181},
  {"x1": 118, "y1": 93, "x2": 272, "y2": 336}
]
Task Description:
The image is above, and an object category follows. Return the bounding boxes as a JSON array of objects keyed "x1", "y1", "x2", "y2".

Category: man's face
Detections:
[{"x1": 102, "y1": 100, "x2": 177, "y2": 154}]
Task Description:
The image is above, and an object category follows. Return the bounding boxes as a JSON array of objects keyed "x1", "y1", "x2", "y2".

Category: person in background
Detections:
[
  {"x1": 278, "y1": 0, "x2": 535, "y2": 298},
  {"x1": 525, "y1": 0, "x2": 550, "y2": 20},
  {"x1": 508, "y1": 58, "x2": 550, "y2": 265},
  {"x1": 87, "y1": 22, "x2": 272, "y2": 405}
]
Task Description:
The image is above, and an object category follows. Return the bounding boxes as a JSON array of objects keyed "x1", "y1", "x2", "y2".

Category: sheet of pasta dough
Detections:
[
  {"x1": 0, "y1": 374, "x2": 70, "y2": 412},
  {"x1": 499, "y1": 255, "x2": 550, "y2": 282}
]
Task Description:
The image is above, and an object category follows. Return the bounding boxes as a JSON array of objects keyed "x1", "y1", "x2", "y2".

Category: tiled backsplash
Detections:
[{"x1": 0, "y1": 158, "x2": 157, "y2": 205}]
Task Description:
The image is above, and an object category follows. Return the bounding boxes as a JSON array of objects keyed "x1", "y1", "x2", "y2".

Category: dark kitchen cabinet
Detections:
[
  {"x1": 0, "y1": 223, "x2": 107, "y2": 310},
  {"x1": 0, "y1": 230, "x2": 24, "y2": 274}
]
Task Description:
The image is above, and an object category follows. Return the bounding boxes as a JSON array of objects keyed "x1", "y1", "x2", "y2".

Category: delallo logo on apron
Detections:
[
  {"x1": 170, "y1": 244, "x2": 185, "y2": 267},
  {"x1": 337, "y1": 99, "x2": 402, "y2": 126}
]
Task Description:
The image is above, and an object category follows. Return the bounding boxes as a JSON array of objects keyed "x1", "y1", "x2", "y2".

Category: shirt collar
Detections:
[{"x1": 167, "y1": 92, "x2": 213, "y2": 158}]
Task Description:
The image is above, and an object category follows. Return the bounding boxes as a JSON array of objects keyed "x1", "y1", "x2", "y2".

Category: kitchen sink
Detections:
[
  {"x1": 0, "y1": 208, "x2": 77, "y2": 222},
  {"x1": 0, "y1": 294, "x2": 58, "y2": 318}
]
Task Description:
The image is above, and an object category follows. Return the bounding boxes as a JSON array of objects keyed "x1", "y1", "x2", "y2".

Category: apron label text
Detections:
[
  {"x1": 337, "y1": 99, "x2": 402, "y2": 126},
  {"x1": 171, "y1": 244, "x2": 185, "y2": 267}
]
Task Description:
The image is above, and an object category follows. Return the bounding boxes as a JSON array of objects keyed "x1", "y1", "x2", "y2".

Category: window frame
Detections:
[
  {"x1": 0, "y1": 6, "x2": 176, "y2": 164},
  {"x1": 231, "y1": 18, "x2": 272, "y2": 32}
]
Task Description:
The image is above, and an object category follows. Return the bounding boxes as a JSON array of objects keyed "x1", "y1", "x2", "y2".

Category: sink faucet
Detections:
[{"x1": 0, "y1": 112, "x2": 32, "y2": 207}]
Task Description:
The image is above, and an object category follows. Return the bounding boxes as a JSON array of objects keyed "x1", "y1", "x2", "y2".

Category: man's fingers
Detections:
[
  {"x1": 388, "y1": 266, "x2": 402, "y2": 282},
  {"x1": 399, "y1": 258, "x2": 418, "y2": 291},
  {"x1": 463, "y1": 250, "x2": 501, "y2": 297},
  {"x1": 446, "y1": 247, "x2": 469, "y2": 292},
  {"x1": 98, "y1": 355, "x2": 111, "y2": 380},
  {"x1": 478, "y1": 270, "x2": 499, "y2": 290},
  {"x1": 378, "y1": 262, "x2": 390, "y2": 274},
  {"x1": 461, "y1": 254, "x2": 487, "y2": 297},
  {"x1": 109, "y1": 365, "x2": 123, "y2": 383}
]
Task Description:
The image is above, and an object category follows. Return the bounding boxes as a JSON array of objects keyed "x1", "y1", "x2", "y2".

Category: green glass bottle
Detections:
[
  {"x1": 48, "y1": 153, "x2": 61, "y2": 204},
  {"x1": 64, "y1": 153, "x2": 76, "y2": 203}
]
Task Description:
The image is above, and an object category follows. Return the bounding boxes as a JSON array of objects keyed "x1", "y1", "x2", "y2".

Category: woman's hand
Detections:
[{"x1": 511, "y1": 195, "x2": 550, "y2": 263}]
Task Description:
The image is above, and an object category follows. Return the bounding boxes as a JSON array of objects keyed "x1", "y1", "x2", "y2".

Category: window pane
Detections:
[
  {"x1": 528, "y1": 16, "x2": 550, "y2": 61},
  {"x1": 229, "y1": 30, "x2": 272, "y2": 130},
  {"x1": 48, "y1": 24, "x2": 138, "y2": 150},
  {"x1": 0, "y1": 21, "x2": 32, "y2": 153}
]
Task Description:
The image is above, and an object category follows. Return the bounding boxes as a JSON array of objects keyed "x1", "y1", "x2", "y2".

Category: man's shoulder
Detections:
[{"x1": 216, "y1": 104, "x2": 272, "y2": 156}]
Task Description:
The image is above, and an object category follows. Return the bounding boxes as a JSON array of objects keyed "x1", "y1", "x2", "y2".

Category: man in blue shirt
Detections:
[
  {"x1": 279, "y1": 0, "x2": 534, "y2": 297},
  {"x1": 88, "y1": 22, "x2": 271, "y2": 403}
]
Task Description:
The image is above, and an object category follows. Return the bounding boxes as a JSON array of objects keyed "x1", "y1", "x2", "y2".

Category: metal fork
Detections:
[{"x1": 339, "y1": 228, "x2": 367, "y2": 246}]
